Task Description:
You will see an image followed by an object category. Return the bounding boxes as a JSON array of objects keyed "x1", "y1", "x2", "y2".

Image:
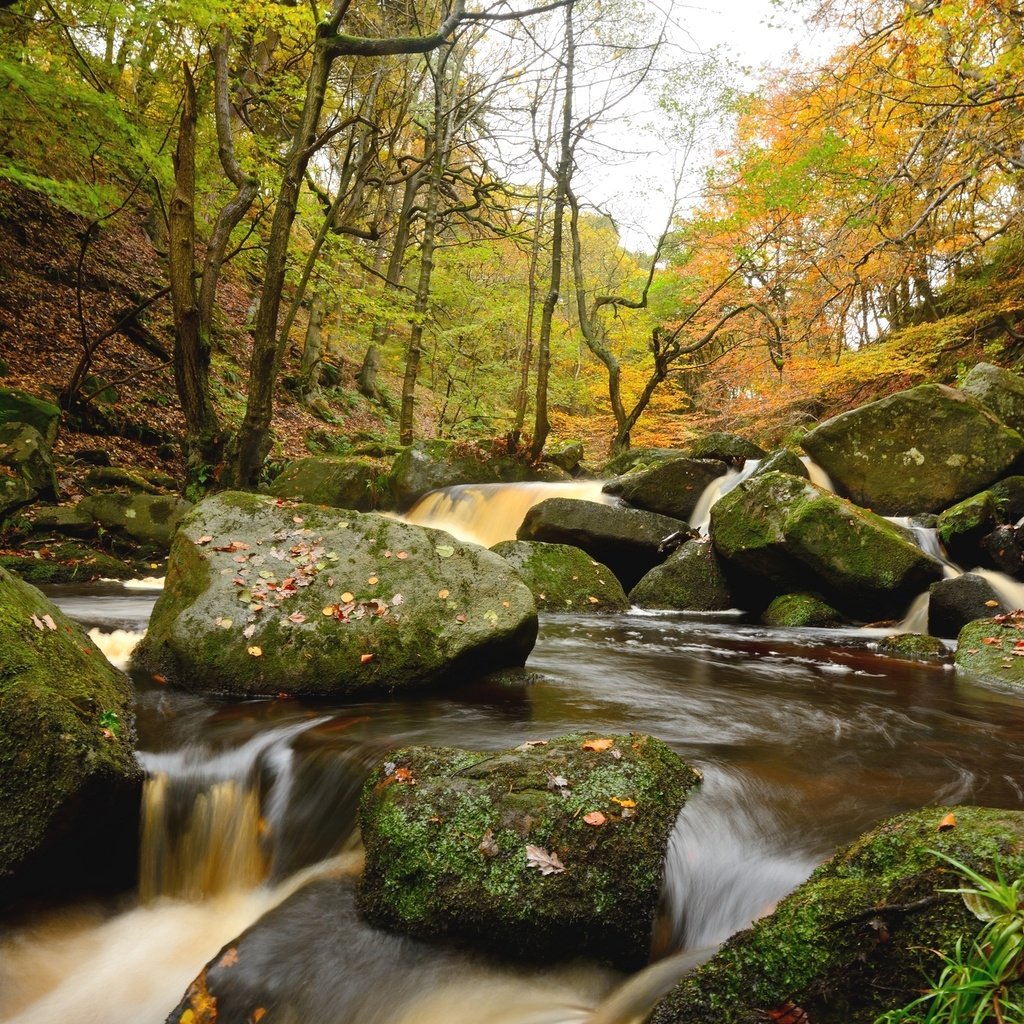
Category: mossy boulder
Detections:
[
  {"x1": 490, "y1": 540, "x2": 628, "y2": 611},
  {"x1": 710, "y1": 471, "x2": 944, "y2": 618},
  {"x1": 990, "y1": 475, "x2": 1024, "y2": 521},
  {"x1": 955, "y1": 613, "x2": 1024, "y2": 686},
  {"x1": 81, "y1": 465, "x2": 168, "y2": 495},
  {"x1": 800, "y1": 384, "x2": 1024, "y2": 515},
  {"x1": 27, "y1": 503, "x2": 97, "y2": 538},
  {"x1": 936, "y1": 490, "x2": 1001, "y2": 567},
  {"x1": 517, "y1": 497, "x2": 691, "y2": 591},
  {"x1": 652, "y1": 805, "x2": 1024, "y2": 1024},
  {"x1": 603, "y1": 458, "x2": 726, "y2": 521},
  {"x1": 0, "y1": 566, "x2": 142, "y2": 907},
  {"x1": 0, "y1": 422, "x2": 57, "y2": 496},
  {"x1": 0, "y1": 543, "x2": 135, "y2": 583},
  {"x1": 0, "y1": 387, "x2": 60, "y2": 447},
  {"x1": 685, "y1": 432, "x2": 766, "y2": 465},
  {"x1": 0, "y1": 474, "x2": 35, "y2": 522},
  {"x1": 754, "y1": 448, "x2": 809, "y2": 480},
  {"x1": 602, "y1": 447, "x2": 683, "y2": 477},
  {"x1": 629, "y1": 539, "x2": 734, "y2": 611},
  {"x1": 133, "y1": 492, "x2": 538, "y2": 697},
  {"x1": 267, "y1": 455, "x2": 387, "y2": 512},
  {"x1": 761, "y1": 592, "x2": 842, "y2": 627},
  {"x1": 959, "y1": 361, "x2": 1024, "y2": 435},
  {"x1": 543, "y1": 440, "x2": 585, "y2": 474},
  {"x1": 928, "y1": 574, "x2": 1006, "y2": 638},
  {"x1": 358, "y1": 732, "x2": 702, "y2": 970},
  {"x1": 78, "y1": 492, "x2": 192, "y2": 549},
  {"x1": 875, "y1": 633, "x2": 950, "y2": 663}
]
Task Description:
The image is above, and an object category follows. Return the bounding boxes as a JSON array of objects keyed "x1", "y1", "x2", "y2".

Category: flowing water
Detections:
[{"x1": 5, "y1": 488, "x2": 1024, "y2": 1024}]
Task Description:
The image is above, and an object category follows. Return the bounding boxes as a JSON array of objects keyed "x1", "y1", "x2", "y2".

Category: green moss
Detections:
[
  {"x1": 955, "y1": 615, "x2": 1024, "y2": 686},
  {"x1": 761, "y1": 592, "x2": 842, "y2": 627},
  {"x1": 876, "y1": 633, "x2": 950, "y2": 662}
]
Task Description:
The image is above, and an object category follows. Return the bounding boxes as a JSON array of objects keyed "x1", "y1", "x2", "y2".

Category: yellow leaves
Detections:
[
  {"x1": 246, "y1": 646, "x2": 262, "y2": 657},
  {"x1": 340, "y1": 592, "x2": 355, "y2": 603},
  {"x1": 610, "y1": 797, "x2": 636, "y2": 808},
  {"x1": 177, "y1": 970, "x2": 217, "y2": 1024},
  {"x1": 582, "y1": 738, "x2": 614, "y2": 752},
  {"x1": 438, "y1": 588, "x2": 450, "y2": 599}
]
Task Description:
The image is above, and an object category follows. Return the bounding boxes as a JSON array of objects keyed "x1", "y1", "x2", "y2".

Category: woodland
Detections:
[{"x1": 1, "y1": 0, "x2": 1023, "y2": 490}]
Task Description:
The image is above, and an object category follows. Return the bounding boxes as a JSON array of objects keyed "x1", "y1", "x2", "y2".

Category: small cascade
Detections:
[
  {"x1": 801, "y1": 456, "x2": 834, "y2": 492},
  {"x1": 688, "y1": 462, "x2": 760, "y2": 535},
  {"x1": 973, "y1": 568, "x2": 1024, "y2": 610},
  {"x1": 88, "y1": 627, "x2": 145, "y2": 669},
  {"x1": 399, "y1": 480, "x2": 614, "y2": 547}
]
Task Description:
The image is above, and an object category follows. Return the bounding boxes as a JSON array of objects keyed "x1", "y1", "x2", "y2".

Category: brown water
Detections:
[{"x1": 5, "y1": 553, "x2": 1024, "y2": 1022}]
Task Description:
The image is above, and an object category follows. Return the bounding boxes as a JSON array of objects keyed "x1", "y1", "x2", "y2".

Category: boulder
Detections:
[
  {"x1": 875, "y1": 633, "x2": 950, "y2": 663},
  {"x1": 629, "y1": 539, "x2": 734, "y2": 611},
  {"x1": 78, "y1": 492, "x2": 192, "y2": 549},
  {"x1": 490, "y1": 540, "x2": 628, "y2": 611},
  {"x1": 982, "y1": 523, "x2": 1024, "y2": 576},
  {"x1": 0, "y1": 422, "x2": 57, "y2": 496},
  {"x1": 267, "y1": 455, "x2": 386, "y2": 511},
  {"x1": 358, "y1": 732, "x2": 702, "y2": 970},
  {"x1": 937, "y1": 490, "x2": 1000, "y2": 567},
  {"x1": 602, "y1": 447, "x2": 683, "y2": 477},
  {"x1": 0, "y1": 543, "x2": 135, "y2": 584},
  {"x1": 0, "y1": 387, "x2": 60, "y2": 447},
  {"x1": 0, "y1": 474, "x2": 35, "y2": 522},
  {"x1": 27, "y1": 504, "x2": 97, "y2": 538},
  {"x1": 652, "y1": 806, "x2": 1024, "y2": 1024},
  {"x1": 753, "y1": 448, "x2": 809, "y2": 480},
  {"x1": 81, "y1": 465, "x2": 168, "y2": 495},
  {"x1": 761, "y1": 592, "x2": 842, "y2": 627},
  {"x1": 990, "y1": 475, "x2": 1024, "y2": 521},
  {"x1": 0, "y1": 566, "x2": 142, "y2": 907},
  {"x1": 929, "y1": 574, "x2": 1007, "y2": 638},
  {"x1": 685, "y1": 432, "x2": 766, "y2": 465},
  {"x1": 959, "y1": 361, "x2": 1024, "y2": 435},
  {"x1": 800, "y1": 384, "x2": 1024, "y2": 515},
  {"x1": 710, "y1": 471, "x2": 944, "y2": 618},
  {"x1": 543, "y1": 440, "x2": 585, "y2": 474},
  {"x1": 517, "y1": 498, "x2": 691, "y2": 591},
  {"x1": 955, "y1": 612, "x2": 1024, "y2": 686},
  {"x1": 133, "y1": 492, "x2": 538, "y2": 697},
  {"x1": 602, "y1": 458, "x2": 726, "y2": 521}
]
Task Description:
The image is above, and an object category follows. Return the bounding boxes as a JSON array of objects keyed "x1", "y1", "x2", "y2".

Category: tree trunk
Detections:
[{"x1": 299, "y1": 290, "x2": 324, "y2": 398}]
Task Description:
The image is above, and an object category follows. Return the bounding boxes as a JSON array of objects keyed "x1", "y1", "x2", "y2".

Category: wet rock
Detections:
[
  {"x1": 0, "y1": 566, "x2": 142, "y2": 908},
  {"x1": 685, "y1": 432, "x2": 766, "y2": 465},
  {"x1": 0, "y1": 422, "x2": 57, "y2": 497},
  {"x1": 801, "y1": 384, "x2": 1024, "y2": 515},
  {"x1": 710, "y1": 471, "x2": 944, "y2": 618},
  {"x1": 761, "y1": 592, "x2": 842, "y2": 627},
  {"x1": 959, "y1": 361, "x2": 1024, "y2": 435},
  {"x1": 928, "y1": 574, "x2": 1006, "y2": 638},
  {"x1": 603, "y1": 458, "x2": 726, "y2": 521},
  {"x1": 955, "y1": 612, "x2": 1024, "y2": 685},
  {"x1": 134, "y1": 492, "x2": 538, "y2": 697},
  {"x1": 937, "y1": 490, "x2": 1000, "y2": 567},
  {"x1": 990, "y1": 475, "x2": 1024, "y2": 521},
  {"x1": 358, "y1": 732, "x2": 701, "y2": 970},
  {"x1": 629, "y1": 539, "x2": 734, "y2": 611},
  {"x1": 77, "y1": 492, "x2": 192, "y2": 549},
  {"x1": 267, "y1": 455, "x2": 388, "y2": 511},
  {"x1": 543, "y1": 440, "x2": 585, "y2": 474},
  {"x1": 72, "y1": 447, "x2": 111, "y2": 467},
  {"x1": 875, "y1": 633, "x2": 950, "y2": 663},
  {"x1": 517, "y1": 498, "x2": 691, "y2": 591},
  {"x1": 651, "y1": 805, "x2": 1024, "y2": 1024},
  {"x1": 982, "y1": 523, "x2": 1024, "y2": 577},
  {"x1": 490, "y1": 539, "x2": 628, "y2": 611},
  {"x1": 753, "y1": 448, "x2": 809, "y2": 480},
  {"x1": 0, "y1": 387, "x2": 60, "y2": 447}
]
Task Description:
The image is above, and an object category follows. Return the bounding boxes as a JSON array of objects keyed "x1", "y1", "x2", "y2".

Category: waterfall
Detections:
[
  {"x1": 88, "y1": 627, "x2": 144, "y2": 669},
  {"x1": 688, "y1": 462, "x2": 759, "y2": 534}
]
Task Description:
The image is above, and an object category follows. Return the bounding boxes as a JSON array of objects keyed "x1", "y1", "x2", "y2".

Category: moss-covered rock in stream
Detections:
[
  {"x1": 685, "y1": 432, "x2": 766, "y2": 465},
  {"x1": 490, "y1": 540, "x2": 628, "y2": 611},
  {"x1": 133, "y1": 492, "x2": 538, "y2": 697},
  {"x1": 760, "y1": 592, "x2": 843, "y2": 628},
  {"x1": 78, "y1": 492, "x2": 192, "y2": 550},
  {"x1": 875, "y1": 633, "x2": 950, "y2": 663},
  {"x1": 0, "y1": 542, "x2": 137, "y2": 583},
  {"x1": 266, "y1": 455, "x2": 389, "y2": 511},
  {"x1": 936, "y1": 490, "x2": 1001, "y2": 567},
  {"x1": 629, "y1": 539, "x2": 734, "y2": 611},
  {"x1": 602, "y1": 458, "x2": 727, "y2": 521},
  {"x1": 928, "y1": 574, "x2": 1007, "y2": 638},
  {"x1": 0, "y1": 566, "x2": 142, "y2": 907},
  {"x1": 710, "y1": 471, "x2": 944, "y2": 619},
  {"x1": 955, "y1": 612, "x2": 1024, "y2": 686},
  {"x1": 800, "y1": 383, "x2": 1024, "y2": 515},
  {"x1": 0, "y1": 421, "x2": 57, "y2": 496},
  {"x1": 358, "y1": 732, "x2": 701, "y2": 970},
  {"x1": 651, "y1": 805, "x2": 1024, "y2": 1024}
]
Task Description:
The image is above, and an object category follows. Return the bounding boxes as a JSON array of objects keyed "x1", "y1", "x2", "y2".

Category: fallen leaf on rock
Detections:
[
  {"x1": 394, "y1": 767, "x2": 414, "y2": 783},
  {"x1": 435, "y1": 545, "x2": 454, "y2": 558},
  {"x1": 367, "y1": 576, "x2": 379, "y2": 586},
  {"x1": 982, "y1": 636, "x2": 1002, "y2": 645},
  {"x1": 219, "y1": 947, "x2": 239, "y2": 969},
  {"x1": 392, "y1": 594, "x2": 404, "y2": 605},
  {"x1": 292, "y1": 516, "x2": 304, "y2": 524},
  {"x1": 323, "y1": 605, "x2": 337, "y2": 616},
  {"x1": 243, "y1": 624, "x2": 256, "y2": 639},
  {"x1": 582, "y1": 738, "x2": 614, "y2": 752},
  {"x1": 247, "y1": 646, "x2": 262, "y2": 657},
  {"x1": 455, "y1": 613, "x2": 468, "y2": 623},
  {"x1": 583, "y1": 811, "x2": 607, "y2": 826},
  {"x1": 214, "y1": 616, "x2": 233, "y2": 630},
  {"x1": 610, "y1": 797, "x2": 636, "y2": 808},
  {"x1": 766, "y1": 1002, "x2": 809, "y2": 1024},
  {"x1": 340, "y1": 592, "x2": 355, "y2": 603},
  {"x1": 360, "y1": 653, "x2": 374, "y2": 664},
  {"x1": 525, "y1": 844, "x2": 565, "y2": 875},
  {"x1": 587, "y1": 596, "x2": 600, "y2": 604},
  {"x1": 938, "y1": 812, "x2": 957, "y2": 831},
  {"x1": 196, "y1": 536, "x2": 213, "y2": 545},
  {"x1": 287, "y1": 612, "x2": 306, "y2": 623},
  {"x1": 483, "y1": 609, "x2": 498, "y2": 626},
  {"x1": 438, "y1": 588, "x2": 450, "y2": 599},
  {"x1": 479, "y1": 829, "x2": 500, "y2": 858},
  {"x1": 517, "y1": 739, "x2": 548, "y2": 748},
  {"x1": 985, "y1": 600, "x2": 1000, "y2": 608},
  {"x1": 252, "y1": 1009, "x2": 266, "y2": 1023},
  {"x1": 547, "y1": 774, "x2": 570, "y2": 795}
]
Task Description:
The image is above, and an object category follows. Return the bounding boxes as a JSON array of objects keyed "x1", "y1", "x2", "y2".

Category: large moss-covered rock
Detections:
[
  {"x1": 761, "y1": 592, "x2": 842, "y2": 627},
  {"x1": 602, "y1": 447, "x2": 683, "y2": 478},
  {"x1": 929, "y1": 574, "x2": 1006, "y2": 638},
  {"x1": 518, "y1": 498, "x2": 690, "y2": 591},
  {"x1": 875, "y1": 633, "x2": 950, "y2": 663},
  {"x1": 0, "y1": 542, "x2": 135, "y2": 584},
  {"x1": 603, "y1": 458, "x2": 726, "y2": 521},
  {"x1": 78, "y1": 492, "x2": 192, "y2": 549},
  {"x1": 134, "y1": 492, "x2": 538, "y2": 696},
  {"x1": 0, "y1": 566, "x2": 141, "y2": 906},
  {"x1": 490, "y1": 540, "x2": 628, "y2": 611},
  {"x1": 358, "y1": 732, "x2": 701, "y2": 970},
  {"x1": 754, "y1": 448, "x2": 809, "y2": 480},
  {"x1": 959, "y1": 362, "x2": 1024, "y2": 435},
  {"x1": 81, "y1": 465, "x2": 169, "y2": 495},
  {"x1": 652, "y1": 805, "x2": 1024, "y2": 1024},
  {"x1": 955, "y1": 612, "x2": 1024, "y2": 686},
  {"x1": 267, "y1": 455, "x2": 387, "y2": 511},
  {"x1": 710, "y1": 471, "x2": 944, "y2": 618},
  {"x1": 800, "y1": 384, "x2": 1024, "y2": 515},
  {"x1": 0, "y1": 474, "x2": 35, "y2": 522},
  {"x1": 629, "y1": 539, "x2": 734, "y2": 611},
  {"x1": 0, "y1": 387, "x2": 60, "y2": 447},
  {"x1": 686, "y1": 432, "x2": 765, "y2": 464},
  {"x1": 937, "y1": 490, "x2": 1000, "y2": 567},
  {"x1": 0, "y1": 422, "x2": 57, "y2": 496},
  {"x1": 543, "y1": 440, "x2": 585, "y2": 474}
]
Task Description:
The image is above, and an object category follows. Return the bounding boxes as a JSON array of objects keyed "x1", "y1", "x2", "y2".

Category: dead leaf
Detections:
[
  {"x1": 196, "y1": 535, "x2": 213, "y2": 545},
  {"x1": 340, "y1": 592, "x2": 355, "y2": 603},
  {"x1": 582, "y1": 738, "x2": 614, "y2": 752},
  {"x1": 937, "y1": 812, "x2": 957, "y2": 831},
  {"x1": 583, "y1": 811, "x2": 607, "y2": 826},
  {"x1": 982, "y1": 636, "x2": 1002, "y2": 645},
  {"x1": 610, "y1": 797, "x2": 636, "y2": 808},
  {"x1": 251, "y1": 1009, "x2": 266, "y2": 1023},
  {"x1": 435, "y1": 545, "x2": 454, "y2": 558},
  {"x1": 455, "y1": 613, "x2": 468, "y2": 623},
  {"x1": 219, "y1": 947, "x2": 240, "y2": 968},
  {"x1": 287, "y1": 612, "x2": 306, "y2": 624},
  {"x1": 247, "y1": 646, "x2": 263, "y2": 657},
  {"x1": 360, "y1": 653, "x2": 374, "y2": 664},
  {"x1": 587, "y1": 596, "x2": 600, "y2": 604},
  {"x1": 397, "y1": 550, "x2": 410, "y2": 560},
  {"x1": 985, "y1": 600, "x2": 1000, "y2": 608},
  {"x1": 766, "y1": 1002, "x2": 809, "y2": 1024},
  {"x1": 525, "y1": 844, "x2": 565, "y2": 875},
  {"x1": 30, "y1": 613, "x2": 44, "y2": 630},
  {"x1": 367, "y1": 576, "x2": 379, "y2": 586},
  {"x1": 393, "y1": 767, "x2": 414, "y2": 783},
  {"x1": 438, "y1": 588, "x2": 450, "y2": 599},
  {"x1": 479, "y1": 829, "x2": 499, "y2": 858}
]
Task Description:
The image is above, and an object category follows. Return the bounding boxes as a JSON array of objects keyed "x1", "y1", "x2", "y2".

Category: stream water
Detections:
[{"x1": 4, "y1": 481, "x2": 1024, "y2": 1024}]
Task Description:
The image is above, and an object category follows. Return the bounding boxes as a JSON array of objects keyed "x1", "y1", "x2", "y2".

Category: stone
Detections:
[
  {"x1": 753, "y1": 448, "x2": 809, "y2": 480},
  {"x1": 0, "y1": 474, "x2": 35, "y2": 522},
  {"x1": 133, "y1": 492, "x2": 538, "y2": 697},
  {"x1": 0, "y1": 566, "x2": 142, "y2": 907},
  {"x1": 601, "y1": 447, "x2": 683, "y2": 478},
  {"x1": 686, "y1": 432, "x2": 766, "y2": 464},
  {"x1": 358, "y1": 732, "x2": 702, "y2": 970},
  {"x1": 990, "y1": 475, "x2": 1024, "y2": 521},
  {"x1": 490, "y1": 540, "x2": 628, "y2": 611},
  {"x1": 72, "y1": 447, "x2": 111, "y2": 467},
  {"x1": 982, "y1": 523, "x2": 1024, "y2": 576},
  {"x1": 800, "y1": 383, "x2": 1024, "y2": 515},
  {"x1": 267, "y1": 455, "x2": 387, "y2": 512},
  {"x1": 542, "y1": 440, "x2": 585, "y2": 474},
  {"x1": 78, "y1": 492, "x2": 192, "y2": 549},
  {"x1": 937, "y1": 490, "x2": 1001, "y2": 567},
  {"x1": 761, "y1": 592, "x2": 842, "y2": 627},
  {"x1": 517, "y1": 498, "x2": 691, "y2": 591},
  {"x1": 82, "y1": 465, "x2": 167, "y2": 495},
  {"x1": 651, "y1": 806, "x2": 1024, "y2": 1024},
  {"x1": 959, "y1": 361, "x2": 1024, "y2": 435},
  {"x1": 875, "y1": 633, "x2": 950, "y2": 663},
  {"x1": 602, "y1": 458, "x2": 726, "y2": 521},
  {"x1": 28, "y1": 504, "x2": 96, "y2": 537},
  {"x1": 629, "y1": 540, "x2": 734, "y2": 611},
  {"x1": 0, "y1": 387, "x2": 60, "y2": 447},
  {"x1": 928, "y1": 574, "x2": 1007, "y2": 638},
  {"x1": 955, "y1": 612, "x2": 1024, "y2": 686},
  {"x1": 0, "y1": 422, "x2": 57, "y2": 496},
  {"x1": 710, "y1": 471, "x2": 944, "y2": 618}
]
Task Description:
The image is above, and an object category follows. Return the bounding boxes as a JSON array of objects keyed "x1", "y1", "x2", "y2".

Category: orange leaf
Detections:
[
  {"x1": 219, "y1": 947, "x2": 240, "y2": 968},
  {"x1": 938, "y1": 812, "x2": 956, "y2": 831},
  {"x1": 340, "y1": 592, "x2": 355, "y2": 603},
  {"x1": 396, "y1": 551, "x2": 409, "y2": 560},
  {"x1": 360, "y1": 653, "x2": 374, "y2": 664},
  {"x1": 252, "y1": 1010, "x2": 266, "y2": 1024},
  {"x1": 583, "y1": 811, "x2": 607, "y2": 826},
  {"x1": 610, "y1": 797, "x2": 636, "y2": 808},
  {"x1": 438, "y1": 588, "x2": 450, "y2": 599},
  {"x1": 367, "y1": 576, "x2": 379, "y2": 585},
  {"x1": 582, "y1": 738, "x2": 614, "y2": 752},
  {"x1": 394, "y1": 767, "x2": 415, "y2": 782},
  {"x1": 766, "y1": 1002, "x2": 809, "y2": 1024}
]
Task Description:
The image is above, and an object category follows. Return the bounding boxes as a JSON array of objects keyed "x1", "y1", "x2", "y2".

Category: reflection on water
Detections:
[{"x1": 4, "y1": 600, "x2": 1024, "y2": 1023}]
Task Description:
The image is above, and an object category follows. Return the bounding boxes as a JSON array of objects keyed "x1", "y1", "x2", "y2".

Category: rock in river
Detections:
[{"x1": 133, "y1": 492, "x2": 538, "y2": 697}]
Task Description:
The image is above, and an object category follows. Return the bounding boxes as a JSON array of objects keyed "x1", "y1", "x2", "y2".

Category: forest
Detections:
[{"x1": 1, "y1": 0, "x2": 1023, "y2": 490}]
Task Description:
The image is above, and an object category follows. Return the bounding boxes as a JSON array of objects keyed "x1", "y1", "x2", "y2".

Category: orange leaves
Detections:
[
  {"x1": 938, "y1": 812, "x2": 956, "y2": 831},
  {"x1": 610, "y1": 797, "x2": 636, "y2": 808},
  {"x1": 582, "y1": 738, "x2": 614, "y2": 752},
  {"x1": 583, "y1": 811, "x2": 607, "y2": 827},
  {"x1": 360, "y1": 653, "x2": 374, "y2": 664},
  {"x1": 765, "y1": 1003, "x2": 809, "y2": 1024},
  {"x1": 246, "y1": 645, "x2": 262, "y2": 657}
]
